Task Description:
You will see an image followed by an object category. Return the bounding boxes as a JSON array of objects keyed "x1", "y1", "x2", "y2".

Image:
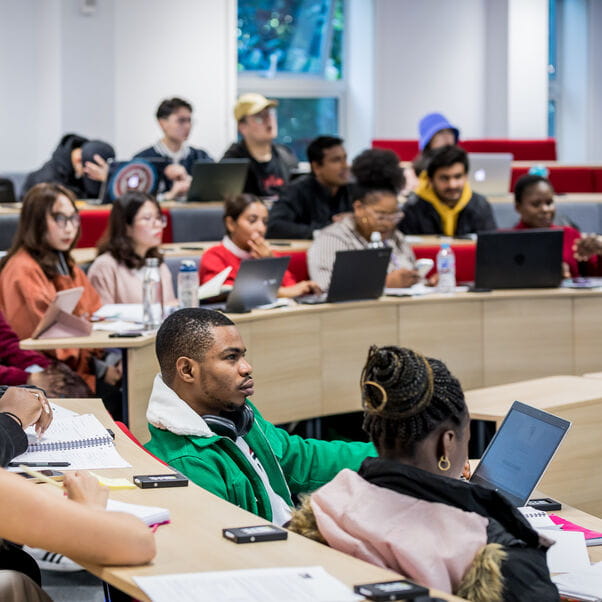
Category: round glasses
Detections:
[{"x1": 51, "y1": 212, "x2": 81, "y2": 230}]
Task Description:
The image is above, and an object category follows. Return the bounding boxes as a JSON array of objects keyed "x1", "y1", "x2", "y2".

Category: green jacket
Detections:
[{"x1": 145, "y1": 383, "x2": 375, "y2": 521}]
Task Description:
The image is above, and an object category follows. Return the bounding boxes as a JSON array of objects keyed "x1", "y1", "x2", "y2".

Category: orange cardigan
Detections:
[{"x1": 0, "y1": 248, "x2": 102, "y2": 387}]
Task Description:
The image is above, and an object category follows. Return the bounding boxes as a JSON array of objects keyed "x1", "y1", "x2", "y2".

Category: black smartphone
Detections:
[
  {"x1": 17, "y1": 470, "x2": 64, "y2": 483},
  {"x1": 222, "y1": 525, "x2": 288, "y2": 544},
  {"x1": 354, "y1": 579, "x2": 429, "y2": 601},
  {"x1": 108, "y1": 331, "x2": 143, "y2": 338}
]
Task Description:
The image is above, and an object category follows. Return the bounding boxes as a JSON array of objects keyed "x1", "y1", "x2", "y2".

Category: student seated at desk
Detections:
[
  {"x1": 199, "y1": 194, "x2": 320, "y2": 298},
  {"x1": 289, "y1": 346, "x2": 558, "y2": 602},
  {"x1": 134, "y1": 97, "x2": 213, "y2": 201},
  {"x1": 145, "y1": 308, "x2": 376, "y2": 524},
  {"x1": 307, "y1": 148, "x2": 418, "y2": 291},
  {"x1": 22, "y1": 134, "x2": 115, "y2": 200},
  {"x1": 0, "y1": 310, "x2": 90, "y2": 396},
  {"x1": 88, "y1": 191, "x2": 176, "y2": 305},
  {"x1": 399, "y1": 145, "x2": 497, "y2": 236},
  {"x1": 0, "y1": 183, "x2": 122, "y2": 415},
  {"x1": 512, "y1": 174, "x2": 597, "y2": 278}
]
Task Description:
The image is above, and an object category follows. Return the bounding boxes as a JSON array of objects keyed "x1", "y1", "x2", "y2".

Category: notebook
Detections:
[
  {"x1": 470, "y1": 401, "x2": 571, "y2": 506},
  {"x1": 299, "y1": 247, "x2": 392, "y2": 305},
  {"x1": 107, "y1": 499, "x2": 170, "y2": 527},
  {"x1": 187, "y1": 159, "x2": 250, "y2": 202},
  {"x1": 475, "y1": 229, "x2": 564, "y2": 289},
  {"x1": 468, "y1": 152, "x2": 513, "y2": 196},
  {"x1": 9, "y1": 414, "x2": 131, "y2": 470}
]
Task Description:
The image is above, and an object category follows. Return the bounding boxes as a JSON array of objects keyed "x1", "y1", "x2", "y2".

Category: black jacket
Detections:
[
  {"x1": 23, "y1": 134, "x2": 88, "y2": 199},
  {"x1": 0, "y1": 386, "x2": 28, "y2": 467},
  {"x1": 267, "y1": 174, "x2": 353, "y2": 239},
  {"x1": 222, "y1": 140, "x2": 297, "y2": 198},
  {"x1": 359, "y1": 458, "x2": 559, "y2": 602},
  {"x1": 400, "y1": 191, "x2": 497, "y2": 235}
]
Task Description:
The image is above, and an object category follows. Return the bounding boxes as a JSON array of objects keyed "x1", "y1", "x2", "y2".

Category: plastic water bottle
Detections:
[
  {"x1": 178, "y1": 259, "x2": 198, "y2": 309},
  {"x1": 368, "y1": 231, "x2": 385, "y2": 249},
  {"x1": 436, "y1": 242, "x2": 456, "y2": 293},
  {"x1": 142, "y1": 257, "x2": 163, "y2": 330}
]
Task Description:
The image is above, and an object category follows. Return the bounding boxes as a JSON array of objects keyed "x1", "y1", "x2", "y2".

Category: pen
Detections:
[
  {"x1": 8, "y1": 462, "x2": 71, "y2": 467},
  {"x1": 17, "y1": 465, "x2": 64, "y2": 488}
]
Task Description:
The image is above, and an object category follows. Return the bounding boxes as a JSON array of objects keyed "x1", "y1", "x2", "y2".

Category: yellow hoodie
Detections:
[{"x1": 414, "y1": 171, "x2": 473, "y2": 237}]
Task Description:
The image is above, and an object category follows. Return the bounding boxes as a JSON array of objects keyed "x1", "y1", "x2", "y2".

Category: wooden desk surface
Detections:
[{"x1": 54, "y1": 398, "x2": 463, "y2": 601}]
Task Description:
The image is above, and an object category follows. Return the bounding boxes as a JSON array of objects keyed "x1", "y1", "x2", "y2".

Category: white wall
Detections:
[
  {"x1": 0, "y1": 0, "x2": 236, "y2": 172},
  {"x1": 587, "y1": 0, "x2": 602, "y2": 162}
]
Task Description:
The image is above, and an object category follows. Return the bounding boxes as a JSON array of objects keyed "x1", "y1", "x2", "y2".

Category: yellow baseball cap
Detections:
[{"x1": 234, "y1": 93, "x2": 278, "y2": 121}]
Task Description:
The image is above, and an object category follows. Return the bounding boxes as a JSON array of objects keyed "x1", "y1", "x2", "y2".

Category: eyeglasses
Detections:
[
  {"x1": 248, "y1": 108, "x2": 276, "y2": 125},
  {"x1": 51, "y1": 212, "x2": 81, "y2": 230},
  {"x1": 365, "y1": 206, "x2": 404, "y2": 224},
  {"x1": 136, "y1": 214, "x2": 168, "y2": 228}
]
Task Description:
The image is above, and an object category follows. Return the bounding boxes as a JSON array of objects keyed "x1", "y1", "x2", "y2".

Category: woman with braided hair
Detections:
[{"x1": 289, "y1": 346, "x2": 558, "y2": 602}]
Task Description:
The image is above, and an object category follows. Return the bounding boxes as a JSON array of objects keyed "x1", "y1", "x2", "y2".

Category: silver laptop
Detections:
[
  {"x1": 470, "y1": 401, "x2": 571, "y2": 506},
  {"x1": 468, "y1": 152, "x2": 513, "y2": 196}
]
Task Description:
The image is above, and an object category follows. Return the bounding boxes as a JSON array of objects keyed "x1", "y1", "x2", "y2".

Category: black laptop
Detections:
[
  {"x1": 202, "y1": 256, "x2": 290, "y2": 313},
  {"x1": 475, "y1": 229, "x2": 563, "y2": 289},
  {"x1": 187, "y1": 160, "x2": 250, "y2": 202},
  {"x1": 300, "y1": 247, "x2": 392, "y2": 304},
  {"x1": 97, "y1": 158, "x2": 169, "y2": 204},
  {"x1": 470, "y1": 401, "x2": 571, "y2": 506}
]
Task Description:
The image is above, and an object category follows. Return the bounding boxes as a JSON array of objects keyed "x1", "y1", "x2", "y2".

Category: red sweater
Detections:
[
  {"x1": 0, "y1": 311, "x2": 50, "y2": 386},
  {"x1": 199, "y1": 244, "x2": 297, "y2": 287},
  {"x1": 513, "y1": 222, "x2": 598, "y2": 277}
]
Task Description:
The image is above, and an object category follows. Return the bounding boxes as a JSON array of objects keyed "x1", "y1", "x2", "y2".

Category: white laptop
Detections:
[{"x1": 468, "y1": 152, "x2": 513, "y2": 196}]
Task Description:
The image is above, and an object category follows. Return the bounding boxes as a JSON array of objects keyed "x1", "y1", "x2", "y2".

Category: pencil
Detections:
[{"x1": 18, "y1": 465, "x2": 64, "y2": 488}]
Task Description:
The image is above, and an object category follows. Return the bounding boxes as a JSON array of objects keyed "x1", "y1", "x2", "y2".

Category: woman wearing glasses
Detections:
[
  {"x1": 88, "y1": 191, "x2": 176, "y2": 305},
  {"x1": 0, "y1": 183, "x2": 121, "y2": 404},
  {"x1": 307, "y1": 149, "x2": 419, "y2": 291}
]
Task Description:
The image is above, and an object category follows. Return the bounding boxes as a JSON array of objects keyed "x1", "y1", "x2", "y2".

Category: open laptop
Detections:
[
  {"x1": 202, "y1": 256, "x2": 290, "y2": 313},
  {"x1": 97, "y1": 158, "x2": 169, "y2": 204},
  {"x1": 468, "y1": 153, "x2": 513, "y2": 196},
  {"x1": 187, "y1": 159, "x2": 250, "y2": 202},
  {"x1": 475, "y1": 229, "x2": 563, "y2": 289},
  {"x1": 470, "y1": 401, "x2": 571, "y2": 506},
  {"x1": 299, "y1": 247, "x2": 392, "y2": 304}
]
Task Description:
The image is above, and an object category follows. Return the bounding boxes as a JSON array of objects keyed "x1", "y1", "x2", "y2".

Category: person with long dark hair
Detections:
[{"x1": 88, "y1": 191, "x2": 176, "y2": 305}]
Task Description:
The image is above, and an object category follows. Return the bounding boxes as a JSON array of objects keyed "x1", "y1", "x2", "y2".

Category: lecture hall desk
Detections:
[
  {"x1": 21, "y1": 287, "x2": 602, "y2": 446},
  {"x1": 55, "y1": 398, "x2": 464, "y2": 602},
  {"x1": 466, "y1": 376, "x2": 602, "y2": 517}
]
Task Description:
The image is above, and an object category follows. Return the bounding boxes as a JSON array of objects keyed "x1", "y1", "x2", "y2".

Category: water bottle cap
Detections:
[
  {"x1": 440, "y1": 242, "x2": 450, "y2": 249},
  {"x1": 180, "y1": 259, "x2": 197, "y2": 272},
  {"x1": 145, "y1": 257, "x2": 159, "y2": 267},
  {"x1": 370, "y1": 231, "x2": 382, "y2": 242}
]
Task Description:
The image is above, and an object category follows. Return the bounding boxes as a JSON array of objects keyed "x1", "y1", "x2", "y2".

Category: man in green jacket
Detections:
[{"x1": 145, "y1": 308, "x2": 375, "y2": 524}]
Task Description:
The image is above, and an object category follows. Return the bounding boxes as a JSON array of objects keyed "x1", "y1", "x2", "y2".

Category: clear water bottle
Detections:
[
  {"x1": 368, "y1": 231, "x2": 385, "y2": 249},
  {"x1": 142, "y1": 257, "x2": 163, "y2": 330},
  {"x1": 178, "y1": 259, "x2": 198, "y2": 309},
  {"x1": 436, "y1": 242, "x2": 456, "y2": 293}
]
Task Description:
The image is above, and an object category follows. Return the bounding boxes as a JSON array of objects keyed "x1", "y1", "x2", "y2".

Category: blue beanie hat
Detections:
[{"x1": 418, "y1": 113, "x2": 459, "y2": 151}]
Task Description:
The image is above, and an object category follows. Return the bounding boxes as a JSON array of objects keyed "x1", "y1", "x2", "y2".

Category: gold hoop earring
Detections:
[
  {"x1": 361, "y1": 380, "x2": 388, "y2": 412},
  {"x1": 438, "y1": 455, "x2": 451, "y2": 472}
]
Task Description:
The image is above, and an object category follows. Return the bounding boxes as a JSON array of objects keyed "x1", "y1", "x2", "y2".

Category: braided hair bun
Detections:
[{"x1": 361, "y1": 345, "x2": 466, "y2": 455}]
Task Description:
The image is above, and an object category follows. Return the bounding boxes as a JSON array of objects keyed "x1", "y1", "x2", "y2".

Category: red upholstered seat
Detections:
[
  {"x1": 510, "y1": 167, "x2": 596, "y2": 193},
  {"x1": 593, "y1": 169, "x2": 602, "y2": 193},
  {"x1": 413, "y1": 243, "x2": 476, "y2": 283},
  {"x1": 76, "y1": 207, "x2": 173, "y2": 248},
  {"x1": 371, "y1": 139, "x2": 557, "y2": 162},
  {"x1": 276, "y1": 250, "x2": 310, "y2": 282}
]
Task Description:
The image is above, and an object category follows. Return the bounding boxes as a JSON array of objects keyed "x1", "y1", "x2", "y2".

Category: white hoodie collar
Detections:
[
  {"x1": 146, "y1": 373, "x2": 214, "y2": 437},
  {"x1": 222, "y1": 235, "x2": 252, "y2": 260}
]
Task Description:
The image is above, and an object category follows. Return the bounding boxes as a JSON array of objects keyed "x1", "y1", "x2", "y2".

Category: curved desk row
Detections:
[{"x1": 21, "y1": 287, "x2": 602, "y2": 445}]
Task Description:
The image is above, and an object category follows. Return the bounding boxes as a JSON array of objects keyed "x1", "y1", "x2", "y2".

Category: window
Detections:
[{"x1": 237, "y1": 0, "x2": 345, "y2": 160}]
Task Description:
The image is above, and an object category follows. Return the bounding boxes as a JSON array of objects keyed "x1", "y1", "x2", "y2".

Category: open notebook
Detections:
[{"x1": 9, "y1": 414, "x2": 130, "y2": 470}]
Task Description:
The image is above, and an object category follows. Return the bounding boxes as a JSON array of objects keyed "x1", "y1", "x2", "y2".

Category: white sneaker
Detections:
[{"x1": 23, "y1": 546, "x2": 83, "y2": 572}]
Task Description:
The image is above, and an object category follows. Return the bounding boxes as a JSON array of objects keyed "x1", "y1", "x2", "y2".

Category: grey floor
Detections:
[{"x1": 41, "y1": 570, "x2": 105, "y2": 602}]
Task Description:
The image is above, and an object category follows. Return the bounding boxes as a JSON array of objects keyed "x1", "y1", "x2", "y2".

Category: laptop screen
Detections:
[{"x1": 470, "y1": 401, "x2": 570, "y2": 506}]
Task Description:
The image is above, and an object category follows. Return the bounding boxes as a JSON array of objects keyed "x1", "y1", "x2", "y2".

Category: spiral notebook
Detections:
[{"x1": 10, "y1": 414, "x2": 130, "y2": 470}]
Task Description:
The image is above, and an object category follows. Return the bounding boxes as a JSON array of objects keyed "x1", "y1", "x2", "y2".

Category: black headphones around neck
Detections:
[{"x1": 203, "y1": 403, "x2": 255, "y2": 441}]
